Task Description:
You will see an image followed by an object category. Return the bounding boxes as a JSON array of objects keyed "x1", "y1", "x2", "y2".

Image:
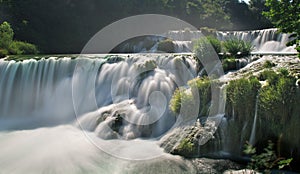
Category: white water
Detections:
[
  {"x1": 0, "y1": 54, "x2": 200, "y2": 173},
  {"x1": 249, "y1": 94, "x2": 259, "y2": 145},
  {"x1": 217, "y1": 28, "x2": 297, "y2": 53},
  {"x1": 120, "y1": 28, "x2": 297, "y2": 54}
]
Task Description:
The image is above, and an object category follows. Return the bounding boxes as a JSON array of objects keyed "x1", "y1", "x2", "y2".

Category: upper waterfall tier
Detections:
[
  {"x1": 216, "y1": 28, "x2": 297, "y2": 53},
  {"x1": 114, "y1": 28, "x2": 297, "y2": 54}
]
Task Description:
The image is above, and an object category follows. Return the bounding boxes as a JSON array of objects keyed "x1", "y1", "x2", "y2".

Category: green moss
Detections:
[
  {"x1": 176, "y1": 138, "x2": 195, "y2": 155},
  {"x1": 188, "y1": 77, "x2": 212, "y2": 116},
  {"x1": 222, "y1": 58, "x2": 237, "y2": 71},
  {"x1": 157, "y1": 39, "x2": 175, "y2": 53},
  {"x1": 169, "y1": 77, "x2": 212, "y2": 117},
  {"x1": 263, "y1": 60, "x2": 276, "y2": 69}
]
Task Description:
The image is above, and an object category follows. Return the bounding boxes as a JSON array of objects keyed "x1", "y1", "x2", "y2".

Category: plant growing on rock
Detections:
[
  {"x1": 226, "y1": 77, "x2": 261, "y2": 122},
  {"x1": 157, "y1": 39, "x2": 175, "y2": 53},
  {"x1": 223, "y1": 38, "x2": 253, "y2": 57},
  {"x1": 244, "y1": 141, "x2": 293, "y2": 173}
]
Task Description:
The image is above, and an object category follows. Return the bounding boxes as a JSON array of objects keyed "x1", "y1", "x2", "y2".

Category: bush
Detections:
[
  {"x1": 0, "y1": 49, "x2": 8, "y2": 58},
  {"x1": 157, "y1": 39, "x2": 175, "y2": 53},
  {"x1": 222, "y1": 58, "x2": 237, "y2": 71},
  {"x1": 0, "y1": 21, "x2": 14, "y2": 50},
  {"x1": 259, "y1": 73, "x2": 296, "y2": 123},
  {"x1": 226, "y1": 77, "x2": 261, "y2": 122},
  {"x1": 169, "y1": 88, "x2": 195, "y2": 115},
  {"x1": 244, "y1": 141, "x2": 293, "y2": 173},
  {"x1": 193, "y1": 37, "x2": 217, "y2": 60},
  {"x1": 206, "y1": 36, "x2": 222, "y2": 54},
  {"x1": 9, "y1": 41, "x2": 38, "y2": 55},
  {"x1": 188, "y1": 77, "x2": 212, "y2": 116},
  {"x1": 176, "y1": 138, "x2": 195, "y2": 155},
  {"x1": 169, "y1": 77, "x2": 212, "y2": 117},
  {"x1": 223, "y1": 38, "x2": 253, "y2": 57},
  {"x1": 263, "y1": 60, "x2": 276, "y2": 68}
]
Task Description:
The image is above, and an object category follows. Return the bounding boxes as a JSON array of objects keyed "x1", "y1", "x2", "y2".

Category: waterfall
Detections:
[
  {"x1": 216, "y1": 28, "x2": 297, "y2": 53},
  {"x1": 0, "y1": 54, "x2": 204, "y2": 173},
  {"x1": 249, "y1": 93, "x2": 259, "y2": 145}
]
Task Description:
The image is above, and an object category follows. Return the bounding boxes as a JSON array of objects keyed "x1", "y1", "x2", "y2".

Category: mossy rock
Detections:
[{"x1": 157, "y1": 39, "x2": 175, "y2": 53}]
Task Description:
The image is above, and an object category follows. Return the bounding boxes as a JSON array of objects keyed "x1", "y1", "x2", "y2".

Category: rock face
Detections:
[
  {"x1": 190, "y1": 158, "x2": 243, "y2": 174},
  {"x1": 161, "y1": 55, "x2": 300, "y2": 171}
]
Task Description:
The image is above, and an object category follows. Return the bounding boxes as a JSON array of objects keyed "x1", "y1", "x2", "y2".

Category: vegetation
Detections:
[
  {"x1": 223, "y1": 38, "x2": 253, "y2": 57},
  {"x1": 226, "y1": 77, "x2": 261, "y2": 122},
  {"x1": 0, "y1": 0, "x2": 272, "y2": 53},
  {"x1": 244, "y1": 141, "x2": 293, "y2": 173},
  {"x1": 157, "y1": 39, "x2": 175, "y2": 53},
  {"x1": 222, "y1": 57, "x2": 237, "y2": 71},
  {"x1": 262, "y1": 60, "x2": 276, "y2": 69},
  {"x1": 193, "y1": 37, "x2": 218, "y2": 60},
  {"x1": 169, "y1": 77, "x2": 212, "y2": 117},
  {"x1": 263, "y1": 0, "x2": 300, "y2": 58},
  {"x1": 259, "y1": 70, "x2": 296, "y2": 126},
  {"x1": 0, "y1": 21, "x2": 38, "y2": 57},
  {"x1": 176, "y1": 137, "x2": 195, "y2": 155}
]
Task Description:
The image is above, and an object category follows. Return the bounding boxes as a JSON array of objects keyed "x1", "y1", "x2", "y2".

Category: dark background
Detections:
[{"x1": 0, "y1": 0, "x2": 272, "y2": 53}]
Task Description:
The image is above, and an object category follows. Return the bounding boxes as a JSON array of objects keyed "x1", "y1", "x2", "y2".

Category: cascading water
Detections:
[
  {"x1": 216, "y1": 28, "x2": 297, "y2": 54},
  {"x1": 249, "y1": 94, "x2": 259, "y2": 145},
  {"x1": 117, "y1": 28, "x2": 296, "y2": 54},
  {"x1": 0, "y1": 54, "x2": 205, "y2": 173}
]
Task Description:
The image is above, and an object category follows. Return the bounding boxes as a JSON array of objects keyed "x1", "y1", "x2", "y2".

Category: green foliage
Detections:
[
  {"x1": 206, "y1": 36, "x2": 222, "y2": 54},
  {"x1": 244, "y1": 141, "x2": 293, "y2": 172},
  {"x1": 223, "y1": 38, "x2": 253, "y2": 57},
  {"x1": 0, "y1": 21, "x2": 38, "y2": 55},
  {"x1": 226, "y1": 77, "x2": 261, "y2": 122},
  {"x1": 169, "y1": 88, "x2": 194, "y2": 115},
  {"x1": 9, "y1": 41, "x2": 38, "y2": 55},
  {"x1": 193, "y1": 37, "x2": 217, "y2": 60},
  {"x1": 169, "y1": 77, "x2": 212, "y2": 117},
  {"x1": 258, "y1": 69, "x2": 278, "y2": 83},
  {"x1": 157, "y1": 39, "x2": 175, "y2": 53},
  {"x1": 259, "y1": 71, "x2": 296, "y2": 124},
  {"x1": 263, "y1": 0, "x2": 300, "y2": 58},
  {"x1": 0, "y1": 48, "x2": 8, "y2": 57},
  {"x1": 263, "y1": 60, "x2": 275, "y2": 68},
  {"x1": 188, "y1": 77, "x2": 212, "y2": 116},
  {"x1": 0, "y1": 21, "x2": 13, "y2": 50},
  {"x1": 177, "y1": 138, "x2": 195, "y2": 154},
  {"x1": 222, "y1": 58, "x2": 237, "y2": 71}
]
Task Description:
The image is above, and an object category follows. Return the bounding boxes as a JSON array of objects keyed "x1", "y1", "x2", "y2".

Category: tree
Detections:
[
  {"x1": 0, "y1": 21, "x2": 14, "y2": 50},
  {"x1": 263, "y1": 0, "x2": 300, "y2": 58}
]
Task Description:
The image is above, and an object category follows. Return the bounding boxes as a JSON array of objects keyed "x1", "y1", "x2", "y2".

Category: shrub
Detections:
[
  {"x1": 0, "y1": 21, "x2": 14, "y2": 50},
  {"x1": 226, "y1": 77, "x2": 261, "y2": 122},
  {"x1": 193, "y1": 37, "x2": 217, "y2": 60},
  {"x1": 206, "y1": 36, "x2": 222, "y2": 54},
  {"x1": 169, "y1": 77, "x2": 212, "y2": 117},
  {"x1": 188, "y1": 77, "x2": 212, "y2": 116},
  {"x1": 0, "y1": 49, "x2": 8, "y2": 58},
  {"x1": 258, "y1": 70, "x2": 278, "y2": 83},
  {"x1": 222, "y1": 58, "x2": 237, "y2": 71},
  {"x1": 223, "y1": 38, "x2": 253, "y2": 57},
  {"x1": 157, "y1": 39, "x2": 175, "y2": 53},
  {"x1": 263, "y1": 60, "x2": 276, "y2": 68},
  {"x1": 259, "y1": 74, "x2": 296, "y2": 123},
  {"x1": 176, "y1": 138, "x2": 195, "y2": 155},
  {"x1": 9, "y1": 41, "x2": 38, "y2": 55},
  {"x1": 244, "y1": 141, "x2": 293, "y2": 173}
]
